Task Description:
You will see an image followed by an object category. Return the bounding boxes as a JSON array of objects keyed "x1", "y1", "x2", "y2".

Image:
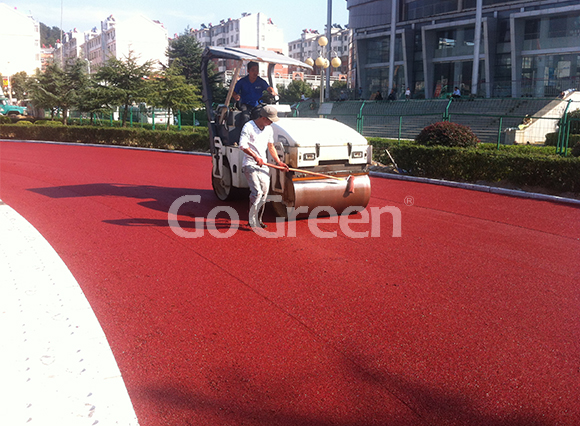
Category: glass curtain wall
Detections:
[
  {"x1": 360, "y1": 34, "x2": 404, "y2": 99},
  {"x1": 521, "y1": 54, "x2": 580, "y2": 97}
]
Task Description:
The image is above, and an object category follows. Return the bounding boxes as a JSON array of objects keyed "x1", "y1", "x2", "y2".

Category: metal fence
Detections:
[
  {"x1": 65, "y1": 108, "x2": 209, "y2": 130},
  {"x1": 60, "y1": 98, "x2": 579, "y2": 154},
  {"x1": 292, "y1": 97, "x2": 580, "y2": 154}
]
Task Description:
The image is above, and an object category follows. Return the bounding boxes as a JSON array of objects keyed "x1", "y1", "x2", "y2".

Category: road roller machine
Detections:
[{"x1": 201, "y1": 46, "x2": 372, "y2": 218}]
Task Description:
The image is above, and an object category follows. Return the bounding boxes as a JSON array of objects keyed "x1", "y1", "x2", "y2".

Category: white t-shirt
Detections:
[{"x1": 239, "y1": 120, "x2": 274, "y2": 168}]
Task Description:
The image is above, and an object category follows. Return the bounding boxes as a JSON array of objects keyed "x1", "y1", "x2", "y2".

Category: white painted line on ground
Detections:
[{"x1": 0, "y1": 200, "x2": 139, "y2": 425}]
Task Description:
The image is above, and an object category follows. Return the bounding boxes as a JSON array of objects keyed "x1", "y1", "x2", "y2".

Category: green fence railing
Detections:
[{"x1": 292, "y1": 98, "x2": 579, "y2": 155}]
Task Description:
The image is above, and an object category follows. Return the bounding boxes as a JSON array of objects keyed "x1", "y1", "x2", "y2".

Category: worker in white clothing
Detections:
[{"x1": 239, "y1": 105, "x2": 289, "y2": 229}]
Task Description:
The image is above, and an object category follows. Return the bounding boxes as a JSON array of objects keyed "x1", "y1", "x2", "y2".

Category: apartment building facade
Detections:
[
  {"x1": 191, "y1": 13, "x2": 286, "y2": 76},
  {"x1": 0, "y1": 3, "x2": 41, "y2": 77},
  {"x1": 55, "y1": 14, "x2": 168, "y2": 72},
  {"x1": 347, "y1": 0, "x2": 580, "y2": 99}
]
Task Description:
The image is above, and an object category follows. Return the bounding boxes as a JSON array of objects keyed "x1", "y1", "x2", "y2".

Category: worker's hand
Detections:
[
  {"x1": 255, "y1": 157, "x2": 265, "y2": 167},
  {"x1": 278, "y1": 161, "x2": 289, "y2": 172}
]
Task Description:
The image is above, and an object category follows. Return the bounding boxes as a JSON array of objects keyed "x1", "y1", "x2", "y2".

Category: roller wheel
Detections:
[
  {"x1": 212, "y1": 157, "x2": 245, "y2": 201},
  {"x1": 271, "y1": 201, "x2": 289, "y2": 219}
]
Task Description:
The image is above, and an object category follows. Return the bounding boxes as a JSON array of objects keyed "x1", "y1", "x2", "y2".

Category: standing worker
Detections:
[
  {"x1": 233, "y1": 61, "x2": 278, "y2": 124},
  {"x1": 239, "y1": 105, "x2": 289, "y2": 229}
]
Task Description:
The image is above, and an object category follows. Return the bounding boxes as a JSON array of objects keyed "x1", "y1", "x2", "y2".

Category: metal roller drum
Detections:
[{"x1": 272, "y1": 173, "x2": 371, "y2": 218}]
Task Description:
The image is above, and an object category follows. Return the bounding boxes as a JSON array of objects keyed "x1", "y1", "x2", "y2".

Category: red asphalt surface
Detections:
[{"x1": 1, "y1": 140, "x2": 579, "y2": 426}]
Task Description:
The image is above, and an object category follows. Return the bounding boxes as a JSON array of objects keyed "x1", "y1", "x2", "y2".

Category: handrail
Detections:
[
  {"x1": 443, "y1": 97, "x2": 453, "y2": 122},
  {"x1": 557, "y1": 99, "x2": 572, "y2": 155}
]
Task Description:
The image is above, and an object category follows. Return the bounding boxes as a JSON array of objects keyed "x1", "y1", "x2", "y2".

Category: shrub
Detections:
[
  {"x1": 369, "y1": 138, "x2": 580, "y2": 193},
  {"x1": 568, "y1": 109, "x2": 580, "y2": 134},
  {"x1": 416, "y1": 121, "x2": 479, "y2": 147},
  {"x1": 0, "y1": 124, "x2": 210, "y2": 152},
  {"x1": 572, "y1": 142, "x2": 580, "y2": 158},
  {"x1": 15, "y1": 120, "x2": 34, "y2": 126},
  {"x1": 35, "y1": 120, "x2": 64, "y2": 126},
  {"x1": 0, "y1": 115, "x2": 11, "y2": 124},
  {"x1": 545, "y1": 132, "x2": 558, "y2": 146},
  {"x1": 545, "y1": 132, "x2": 580, "y2": 148}
]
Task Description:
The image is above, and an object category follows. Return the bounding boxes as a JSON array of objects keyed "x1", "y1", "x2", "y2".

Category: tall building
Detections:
[
  {"x1": 191, "y1": 13, "x2": 286, "y2": 76},
  {"x1": 347, "y1": 0, "x2": 580, "y2": 99},
  {"x1": 0, "y1": 3, "x2": 41, "y2": 76},
  {"x1": 40, "y1": 46, "x2": 54, "y2": 72},
  {"x1": 55, "y1": 14, "x2": 168, "y2": 72}
]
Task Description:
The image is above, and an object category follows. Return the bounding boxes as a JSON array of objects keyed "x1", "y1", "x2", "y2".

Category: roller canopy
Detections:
[{"x1": 202, "y1": 46, "x2": 313, "y2": 70}]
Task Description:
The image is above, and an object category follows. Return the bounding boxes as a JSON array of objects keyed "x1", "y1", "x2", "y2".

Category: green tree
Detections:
[
  {"x1": 29, "y1": 60, "x2": 89, "y2": 123},
  {"x1": 59, "y1": 59, "x2": 89, "y2": 124},
  {"x1": 29, "y1": 63, "x2": 63, "y2": 119},
  {"x1": 10, "y1": 71, "x2": 30, "y2": 101},
  {"x1": 148, "y1": 61, "x2": 201, "y2": 129},
  {"x1": 77, "y1": 81, "x2": 110, "y2": 125},
  {"x1": 167, "y1": 30, "x2": 205, "y2": 87},
  {"x1": 168, "y1": 29, "x2": 224, "y2": 102},
  {"x1": 39, "y1": 22, "x2": 62, "y2": 47},
  {"x1": 277, "y1": 80, "x2": 313, "y2": 103},
  {"x1": 330, "y1": 80, "x2": 348, "y2": 101},
  {"x1": 94, "y1": 52, "x2": 153, "y2": 127}
]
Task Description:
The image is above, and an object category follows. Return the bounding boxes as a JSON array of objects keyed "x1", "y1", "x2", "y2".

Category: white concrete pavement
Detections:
[{"x1": 0, "y1": 199, "x2": 139, "y2": 425}]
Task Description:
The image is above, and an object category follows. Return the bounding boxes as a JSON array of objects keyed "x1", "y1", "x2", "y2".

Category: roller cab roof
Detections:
[{"x1": 202, "y1": 46, "x2": 313, "y2": 70}]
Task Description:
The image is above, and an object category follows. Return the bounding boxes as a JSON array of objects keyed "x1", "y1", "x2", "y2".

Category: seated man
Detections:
[
  {"x1": 452, "y1": 87, "x2": 461, "y2": 98},
  {"x1": 233, "y1": 61, "x2": 278, "y2": 124}
]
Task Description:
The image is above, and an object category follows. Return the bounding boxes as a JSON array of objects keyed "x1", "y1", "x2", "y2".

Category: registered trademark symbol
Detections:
[{"x1": 404, "y1": 196, "x2": 415, "y2": 206}]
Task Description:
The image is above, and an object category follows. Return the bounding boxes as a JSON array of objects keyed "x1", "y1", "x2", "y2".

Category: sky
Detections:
[{"x1": 9, "y1": 0, "x2": 349, "y2": 43}]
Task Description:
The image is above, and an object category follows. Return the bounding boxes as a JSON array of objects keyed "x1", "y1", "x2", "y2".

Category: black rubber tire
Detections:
[{"x1": 211, "y1": 157, "x2": 246, "y2": 201}]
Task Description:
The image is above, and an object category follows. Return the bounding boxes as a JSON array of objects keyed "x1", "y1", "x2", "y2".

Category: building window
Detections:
[
  {"x1": 437, "y1": 30, "x2": 456, "y2": 49},
  {"x1": 524, "y1": 19, "x2": 540, "y2": 41},
  {"x1": 549, "y1": 16, "x2": 567, "y2": 38},
  {"x1": 405, "y1": 0, "x2": 458, "y2": 20},
  {"x1": 367, "y1": 37, "x2": 389, "y2": 63},
  {"x1": 463, "y1": 27, "x2": 474, "y2": 46},
  {"x1": 498, "y1": 20, "x2": 510, "y2": 43}
]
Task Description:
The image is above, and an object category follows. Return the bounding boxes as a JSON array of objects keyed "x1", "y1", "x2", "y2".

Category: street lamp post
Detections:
[
  {"x1": 315, "y1": 36, "x2": 329, "y2": 107},
  {"x1": 325, "y1": 0, "x2": 332, "y2": 101},
  {"x1": 304, "y1": 38, "x2": 342, "y2": 112}
]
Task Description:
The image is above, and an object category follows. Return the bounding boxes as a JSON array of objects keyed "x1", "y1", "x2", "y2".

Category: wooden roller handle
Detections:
[{"x1": 265, "y1": 163, "x2": 344, "y2": 181}]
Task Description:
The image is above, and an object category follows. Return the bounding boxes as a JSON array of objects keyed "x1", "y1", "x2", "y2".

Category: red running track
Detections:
[{"x1": 1, "y1": 140, "x2": 579, "y2": 426}]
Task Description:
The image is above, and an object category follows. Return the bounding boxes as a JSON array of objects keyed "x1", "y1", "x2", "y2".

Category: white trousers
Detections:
[{"x1": 242, "y1": 165, "x2": 270, "y2": 227}]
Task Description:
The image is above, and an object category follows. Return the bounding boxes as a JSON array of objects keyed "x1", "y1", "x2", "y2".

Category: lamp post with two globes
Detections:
[{"x1": 304, "y1": 36, "x2": 342, "y2": 108}]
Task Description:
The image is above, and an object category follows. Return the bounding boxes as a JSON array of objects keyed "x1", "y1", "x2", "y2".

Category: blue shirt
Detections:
[{"x1": 234, "y1": 75, "x2": 270, "y2": 108}]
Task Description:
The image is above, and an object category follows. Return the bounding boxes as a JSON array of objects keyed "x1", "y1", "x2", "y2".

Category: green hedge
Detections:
[
  {"x1": 0, "y1": 124, "x2": 210, "y2": 152},
  {"x1": 2, "y1": 125, "x2": 578, "y2": 193},
  {"x1": 370, "y1": 139, "x2": 580, "y2": 193},
  {"x1": 545, "y1": 131, "x2": 580, "y2": 148}
]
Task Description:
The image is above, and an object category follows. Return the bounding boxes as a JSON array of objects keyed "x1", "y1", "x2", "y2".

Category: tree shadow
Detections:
[
  {"x1": 27, "y1": 183, "x2": 268, "y2": 228},
  {"x1": 340, "y1": 347, "x2": 553, "y2": 426},
  {"x1": 139, "y1": 354, "x2": 554, "y2": 426},
  {"x1": 142, "y1": 377, "x2": 419, "y2": 426}
]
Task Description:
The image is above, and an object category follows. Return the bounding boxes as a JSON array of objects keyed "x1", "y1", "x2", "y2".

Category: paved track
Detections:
[{"x1": 1, "y1": 140, "x2": 579, "y2": 426}]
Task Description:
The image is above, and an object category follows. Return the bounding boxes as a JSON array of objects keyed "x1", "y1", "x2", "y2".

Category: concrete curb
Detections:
[
  {"x1": 0, "y1": 199, "x2": 140, "y2": 425},
  {"x1": 369, "y1": 171, "x2": 580, "y2": 206}
]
